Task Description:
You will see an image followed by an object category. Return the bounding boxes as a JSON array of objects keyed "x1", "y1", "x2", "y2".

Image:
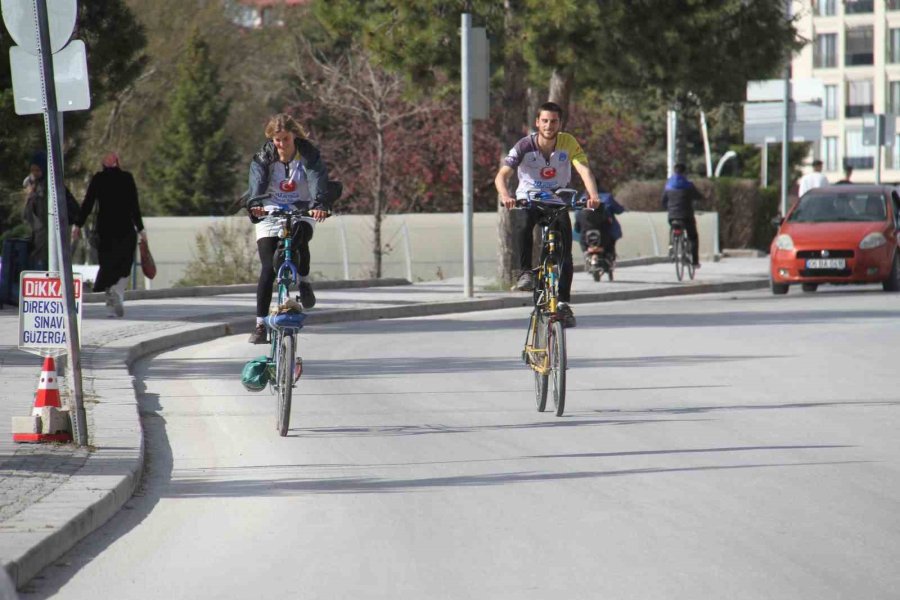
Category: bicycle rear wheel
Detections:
[
  {"x1": 549, "y1": 319, "x2": 567, "y2": 416},
  {"x1": 684, "y1": 239, "x2": 695, "y2": 280},
  {"x1": 276, "y1": 332, "x2": 295, "y2": 436},
  {"x1": 532, "y1": 311, "x2": 549, "y2": 412},
  {"x1": 674, "y1": 236, "x2": 685, "y2": 282}
]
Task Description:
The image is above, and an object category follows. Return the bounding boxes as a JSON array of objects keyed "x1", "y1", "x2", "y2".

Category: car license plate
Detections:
[{"x1": 805, "y1": 258, "x2": 846, "y2": 269}]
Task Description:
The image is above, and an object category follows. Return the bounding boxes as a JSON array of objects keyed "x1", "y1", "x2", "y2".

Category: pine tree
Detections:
[{"x1": 145, "y1": 30, "x2": 237, "y2": 215}]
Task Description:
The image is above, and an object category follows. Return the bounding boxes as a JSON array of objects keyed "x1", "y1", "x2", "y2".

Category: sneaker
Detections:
[
  {"x1": 557, "y1": 302, "x2": 576, "y2": 328},
  {"x1": 248, "y1": 323, "x2": 268, "y2": 345},
  {"x1": 515, "y1": 271, "x2": 534, "y2": 291},
  {"x1": 110, "y1": 289, "x2": 124, "y2": 318},
  {"x1": 667, "y1": 245, "x2": 674, "y2": 260},
  {"x1": 298, "y1": 281, "x2": 316, "y2": 309},
  {"x1": 104, "y1": 289, "x2": 116, "y2": 317}
]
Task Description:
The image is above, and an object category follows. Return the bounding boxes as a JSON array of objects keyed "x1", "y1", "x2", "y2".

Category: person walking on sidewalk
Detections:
[
  {"x1": 73, "y1": 152, "x2": 146, "y2": 317},
  {"x1": 245, "y1": 113, "x2": 331, "y2": 344},
  {"x1": 798, "y1": 159, "x2": 829, "y2": 196},
  {"x1": 661, "y1": 163, "x2": 701, "y2": 269},
  {"x1": 494, "y1": 101, "x2": 600, "y2": 328},
  {"x1": 22, "y1": 151, "x2": 80, "y2": 271}
]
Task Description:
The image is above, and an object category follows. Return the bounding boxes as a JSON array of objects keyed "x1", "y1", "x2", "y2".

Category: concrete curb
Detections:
[
  {"x1": 3, "y1": 275, "x2": 769, "y2": 591},
  {"x1": 82, "y1": 277, "x2": 411, "y2": 304}
]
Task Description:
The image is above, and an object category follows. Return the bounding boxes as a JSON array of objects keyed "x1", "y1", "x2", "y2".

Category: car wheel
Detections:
[
  {"x1": 801, "y1": 283, "x2": 818, "y2": 293},
  {"x1": 883, "y1": 253, "x2": 900, "y2": 292},
  {"x1": 771, "y1": 280, "x2": 789, "y2": 295}
]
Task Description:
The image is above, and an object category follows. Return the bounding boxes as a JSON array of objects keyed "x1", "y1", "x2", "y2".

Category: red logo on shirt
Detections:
[
  {"x1": 279, "y1": 179, "x2": 296, "y2": 192},
  {"x1": 540, "y1": 167, "x2": 557, "y2": 179}
]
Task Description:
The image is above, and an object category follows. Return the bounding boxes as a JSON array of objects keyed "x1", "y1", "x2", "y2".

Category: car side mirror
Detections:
[{"x1": 771, "y1": 215, "x2": 784, "y2": 227}]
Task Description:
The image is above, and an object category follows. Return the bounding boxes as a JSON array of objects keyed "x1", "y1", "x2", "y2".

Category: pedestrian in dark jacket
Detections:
[
  {"x1": 22, "y1": 151, "x2": 80, "y2": 271},
  {"x1": 661, "y1": 163, "x2": 701, "y2": 267},
  {"x1": 73, "y1": 153, "x2": 146, "y2": 317}
]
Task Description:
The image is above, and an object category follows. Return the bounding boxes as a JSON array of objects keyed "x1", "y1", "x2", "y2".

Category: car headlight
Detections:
[
  {"x1": 775, "y1": 234, "x2": 794, "y2": 250},
  {"x1": 859, "y1": 232, "x2": 887, "y2": 249}
]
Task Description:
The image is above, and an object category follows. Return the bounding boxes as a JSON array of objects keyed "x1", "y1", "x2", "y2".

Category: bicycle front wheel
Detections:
[
  {"x1": 549, "y1": 319, "x2": 567, "y2": 416},
  {"x1": 674, "y1": 236, "x2": 685, "y2": 282},
  {"x1": 276, "y1": 332, "x2": 295, "y2": 436},
  {"x1": 532, "y1": 312, "x2": 549, "y2": 412}
]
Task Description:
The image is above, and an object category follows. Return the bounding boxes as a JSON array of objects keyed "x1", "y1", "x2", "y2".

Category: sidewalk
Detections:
[{"x1": 0, "y1": 257, "x2": 769, "y2": 593}]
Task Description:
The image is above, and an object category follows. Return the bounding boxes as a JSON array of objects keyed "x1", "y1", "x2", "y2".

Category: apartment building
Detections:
[{"x1": 793, "y1": 0, "x2": 900, "y2": 181}]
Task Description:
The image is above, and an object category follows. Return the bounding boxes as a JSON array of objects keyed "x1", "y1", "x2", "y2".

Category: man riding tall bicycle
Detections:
[{"x1": 494, "y1": 102, "x2": 601, "y2": 328}]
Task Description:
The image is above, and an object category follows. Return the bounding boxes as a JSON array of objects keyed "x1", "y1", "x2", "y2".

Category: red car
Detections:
[{"x1": 769, "y1": 184, "x2": 900, "y2": 294}]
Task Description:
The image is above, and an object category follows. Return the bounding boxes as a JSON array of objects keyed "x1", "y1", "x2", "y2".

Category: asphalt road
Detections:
[{"x1": 25, "y1": 286, "x2": 900, "y2": 599}]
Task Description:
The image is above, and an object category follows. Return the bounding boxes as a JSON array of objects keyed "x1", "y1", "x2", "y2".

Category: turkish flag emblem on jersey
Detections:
[
  {"x1": 540, "y1": 167, "x2": 557, "y2": 179},
  {"x1": 280, "y1": 179, "x2": 297, "y2": 192}
]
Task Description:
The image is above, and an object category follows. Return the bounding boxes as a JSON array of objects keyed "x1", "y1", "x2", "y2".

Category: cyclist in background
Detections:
[
  {"x1": 575, "y1": 192, "x2": 625, "y2": 262},
  {"x1": 494, "y1": 101, "x2": 600, "y2": 328},
  {"x1": 661, "y1": 162, "x2": 701, "y2": 269},
  {"x1": 246, "y1": 113, "x2": 331, "y2": 344}
]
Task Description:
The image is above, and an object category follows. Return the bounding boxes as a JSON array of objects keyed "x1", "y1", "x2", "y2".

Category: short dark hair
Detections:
[
  {"x1": 812, "y1": 159, "x2": 823, "y2": 168},
  {"x1": 673, "y1": 163, "x2": 686, "y2": 175},
  {"x1": 538, "y1": 102, "x2": 564, "y2": 118}
]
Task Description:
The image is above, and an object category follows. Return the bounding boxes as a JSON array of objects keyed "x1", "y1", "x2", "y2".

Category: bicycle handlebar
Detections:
[
  {"x1": 245, "y1": 194, "x2": 330, "y2": 218},
  {"x1": 516, "y1": 188, "x2": 588, "y2": 210}
]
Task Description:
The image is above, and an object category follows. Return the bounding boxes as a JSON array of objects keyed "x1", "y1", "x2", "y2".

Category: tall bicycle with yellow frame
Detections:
[{"x1": 519, "y1": 188, "x2": 586, "y2": 417}]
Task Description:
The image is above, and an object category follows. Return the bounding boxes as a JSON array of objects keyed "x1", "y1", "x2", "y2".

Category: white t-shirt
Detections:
[
  {"x1": 254, "y1": 157, "x2": 316, "y2": 240},
  {"x1": 798, "y1": 171, "x2": 829, "y2": 197}
]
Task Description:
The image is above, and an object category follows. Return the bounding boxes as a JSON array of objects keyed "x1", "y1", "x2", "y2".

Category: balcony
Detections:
[
  {"x1": 845, "y1": 52, "x2": 874, "y2": 66},
  {"x1": 844, "y1": 156, "x2": 874, "y2": 169},
  {"x1": 844, "y1": 0, "x2": 874, "y2": 14},
  {"x1": 846, "y1": 104, "x2": 874, "y2": 118}
]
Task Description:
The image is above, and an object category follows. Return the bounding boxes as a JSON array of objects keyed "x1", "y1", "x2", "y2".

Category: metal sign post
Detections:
[
  {"x1": 3, "y1": 0, "x2": 90, "y2": 445},
  {"x1": 460, "y1": 13, "x2": 488, "y2": 298}
]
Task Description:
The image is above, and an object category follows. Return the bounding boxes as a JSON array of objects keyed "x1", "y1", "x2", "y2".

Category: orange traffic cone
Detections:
[{"x1": 12, "y1": 356, "x2": 72, "y2": 443}]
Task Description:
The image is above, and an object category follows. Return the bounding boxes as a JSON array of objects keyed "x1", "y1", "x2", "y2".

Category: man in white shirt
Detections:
[{"x1": 798, "y1": 159, "x2": 829, "y2": 196}]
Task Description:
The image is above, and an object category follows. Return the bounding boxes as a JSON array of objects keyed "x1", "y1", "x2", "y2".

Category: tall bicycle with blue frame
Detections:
[
  {"x1": 520, "y1": 188, "x2": 586, "y2": 417},
  {"x1": 246, "y1": 194, "x2": 322, "y2": 436}
]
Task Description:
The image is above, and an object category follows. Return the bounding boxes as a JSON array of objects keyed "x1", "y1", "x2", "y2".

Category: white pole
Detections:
[
  {"x1": 401, "y1": 222, "x2": 413, "y2": 282},
  {"x1": 336, "y1": 215, "x2": 351, "y2": 279},
  {"x1": 761, "y1": 143, "x2": 768, "y2": 187},
  {"x1": 461, "y1": 13, "x2": 474, "y2": 297},
  {"x1": 700, "y1": 110, "x2": 712, "y2": 177}
]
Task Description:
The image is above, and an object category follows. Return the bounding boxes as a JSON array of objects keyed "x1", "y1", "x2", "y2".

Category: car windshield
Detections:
[{"x1": 788, "y1": 193, "x2": 886, "y2": 223}]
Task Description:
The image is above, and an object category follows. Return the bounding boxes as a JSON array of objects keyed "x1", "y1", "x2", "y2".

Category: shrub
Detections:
[{"x1": 176, "y1": 219, "x2": 257, "y2": 286}]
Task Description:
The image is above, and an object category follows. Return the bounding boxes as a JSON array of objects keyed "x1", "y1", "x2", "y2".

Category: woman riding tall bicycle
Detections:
[
  {"x1": 494, "y1": 102, "x2": 601, "y2": 328},
  {"x1": 246, "y1": 114, "x2": 332, "y2": 344}
]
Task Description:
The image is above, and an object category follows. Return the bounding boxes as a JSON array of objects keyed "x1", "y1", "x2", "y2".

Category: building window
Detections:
[
  {"x1": 824, "y1": 136, "x2": 839, "y2": 171},
  {"x1": 816, "y1": 0, "x2": 837, "y2": 15},
  {"x1": 887, "y1": 135, "x2": 900, "y2": 169},
  {"x1": 889, "y1": 82, "x2": 900, "y2": 116},
  {"x1": 844, "y1": 0, "x2": 874, "y2": 14},
  {"x1": 846, "y1": 26, "x2": 874, "y2": 66},
  {"x1": 889, "y1": 29, "x2": 900, "y2": 64},
  {"x1": 890, "y1": 0, "x2": 900, "y2": 11},
  {"x1": 846, "y1": 79, "x2": 874, "y2": 117},
  {"x1": 814, "y1": 33, "x2": 837, "y2": 68},
  {"x1": 825, "y1": 85, "x2": 838, "y2": 120},
  {"x1": 845, "y1": 129, "x2": 873, "y2": 169}
]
